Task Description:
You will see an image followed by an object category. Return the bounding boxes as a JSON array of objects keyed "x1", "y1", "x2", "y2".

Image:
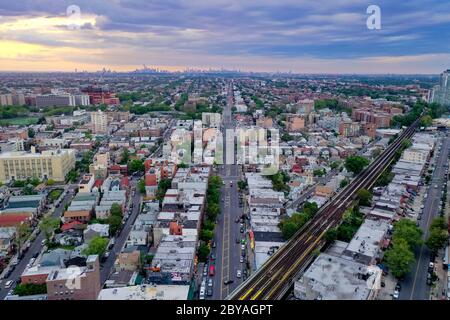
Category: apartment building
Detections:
[
  {"x1": 90, "y1": 110, "x2": 109, "y2": 134},
  {"x1": 0, "y1": 149, "x2": 76, "y2": 183}
]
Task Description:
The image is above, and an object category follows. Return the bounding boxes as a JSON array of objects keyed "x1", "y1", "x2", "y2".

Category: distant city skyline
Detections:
[{"x1": 1, "y1": 1, "x2": 450, "y2": 73}]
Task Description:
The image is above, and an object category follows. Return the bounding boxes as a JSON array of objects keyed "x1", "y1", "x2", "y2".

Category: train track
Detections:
[{"x1": 227, "y1": 119, "x2": 419, "y2": 300}]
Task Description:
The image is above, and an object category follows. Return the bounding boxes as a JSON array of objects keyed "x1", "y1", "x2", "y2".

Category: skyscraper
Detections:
[{"x1": 431, "y1": 70, "x2": 450, "y2": 106}]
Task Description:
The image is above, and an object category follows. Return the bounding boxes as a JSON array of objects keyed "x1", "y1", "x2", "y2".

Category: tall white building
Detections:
[
  {"x1": 91, "y1": 110, "x2": 108, "y2": 134},
  {"x1": 431, "y1": 70, "x2": 450, "y2": 106}
]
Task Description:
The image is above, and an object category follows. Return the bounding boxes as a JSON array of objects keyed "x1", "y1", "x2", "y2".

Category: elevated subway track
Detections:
[{"x1": 227, "y1": 119, "x2": 419, "y2": 300}]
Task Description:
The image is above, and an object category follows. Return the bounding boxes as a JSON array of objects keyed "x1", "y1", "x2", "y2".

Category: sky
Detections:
[{"x1": 1, "y1": 0, "x2": 450, "y2": 74}]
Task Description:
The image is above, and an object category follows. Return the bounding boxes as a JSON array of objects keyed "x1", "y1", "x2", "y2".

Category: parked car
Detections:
[
  {"x1": 240, "y1": 227, "x2": 245, "y2": 233},
  {"x1": 395, "y1": 282, "x2": 401, "y2": 291},
  {"x1": 4, "y1": 280, "x2": 13, "y2": 289},
  {"x1": 393, "y1": 290, "x2": 400, "y2": 299},
  {"x1": 240, "y1": 256, "x2": 244, "y2": 263},
  {"x1": 236, "y1": 270, "x2": 242, "y2": 278},
  {"x1": 208, "y1": 279, "x2": 213, "y2": 287},
  {"x1": 241, "y1": 244, "x2": 245, "y2": 251},
  {"x1": 207, "y1": 288, "x2": 213, "y2": 297}
]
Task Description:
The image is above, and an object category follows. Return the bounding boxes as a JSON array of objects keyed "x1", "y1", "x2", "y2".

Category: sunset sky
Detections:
[{"x1": 1, "y1": 0, "x2": 450, "y2": 73}]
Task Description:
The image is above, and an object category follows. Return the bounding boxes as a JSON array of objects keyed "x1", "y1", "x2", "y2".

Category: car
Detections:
[
  {"x1": 393, "y1": 290, "x2": 400, "y2": 299},
  {"x1": 208, "y1": 279, "x2": 213, "y2": 287},
  {"x1": 212, "y1": 241, "x2": 216, "y2": 248},
  {"x1": 236, "y1": 270, "x2": 242, "y2": 278},
  {"x1": 241, "y1": 251, "x2": 246, "y2": 258},
  {"x1": 41, "y1": 239, "x2": 47, "y2": 246},
  {"x1": 240, "y1": 227, "x2": 244, "y2": 233},
  {"x1": 209, "y1": 265, "x2": 215, "y2": 277},
  {"x1": 241, "y1": 244, "x2": 245, "y2": 251},
  {"x1": 243, "y1": 269, "x2": 248, "y2": 276},
  {"x1": 428, "y1": 262, "x2": 435, "y2": 272},
  {"x1": 210, "y1": 254, "x2": 216, "y2": 261},
  {"x1": 395, "y1": 282, "x2": 401, "y2": 291},
  {"x1": 4, "y1": 280, "x2": 13, "y2": 289},
  {"x1": 239, "y1": 223, "x2": 244, "y2": 228},
  {"x1": 240, "y1": 256, "x2": 244, "y2": 263},
  {"x1": 207, "y1": 288, "x2": 213, "y2": 296},
  {"x1": 223, "y1": 279, "x2": 234, "y2": 285},
  {"x1": 235, "y1": 218, "x2": 240, "y2": 223},
  {"x1": 241, "y1": 239, "x2": 246, "y2": 245},
  {"x1": 235, "y1": 238, "x2": 240, "y2": 244},
  {"x1": 435, "y1": 185, "x2": 438, "y2": 188},
  {"x1": 199, "y1": 288, "x2": 206, "y2": 300},
  {"x1": 203, "y1": 266, "x2": 208, "y2": 277}
]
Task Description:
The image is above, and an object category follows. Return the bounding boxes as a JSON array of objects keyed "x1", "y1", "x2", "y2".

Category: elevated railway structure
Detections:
[{"x1": 227, "y1": 119, "x2": 419, "y2": 300}]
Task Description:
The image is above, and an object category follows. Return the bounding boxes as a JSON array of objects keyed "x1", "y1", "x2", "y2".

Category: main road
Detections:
[
  {"x1": 0, "y1": 184, "x2": 78, "y2": 299},
  {"x1": 400, "y1": 131, "x2": 450, "y2": 300},
  {"x1": 209, "y1": 82, "x2": 245, "y2": 299}
]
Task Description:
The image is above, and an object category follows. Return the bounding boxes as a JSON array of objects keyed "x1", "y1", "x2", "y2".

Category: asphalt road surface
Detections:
[
  {"x1": 0, "y1": 184, "x2": 77, "y2": 299},
  {"x1": 400, "y1": 132, "x2": 450, "y2": 300},
  {"x1": 100, "y1": 177, "x2": 142, "y2": 284},
  {"x1": 209, "y1": 83, "x2": 245, "y2": 299}
]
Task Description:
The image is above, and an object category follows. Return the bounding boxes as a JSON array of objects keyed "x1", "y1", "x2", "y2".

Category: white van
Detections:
[{"x1": 5, "y1": 280, "x2": 13, "y2": 288}]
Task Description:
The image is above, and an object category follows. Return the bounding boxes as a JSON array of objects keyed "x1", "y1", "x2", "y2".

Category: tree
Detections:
[
  {"x1": 392, "y1": 219, "x2": 423, "y2": 249},
  {"x1": 345, "y1": 156, "x2": 369, "y2": 175},
  {"x1": 39, "y1": 216, "x2": 60, "y2": 243},
  {"x1": 268, "y1": 171, "x2": 290, "y2": 193},
  {"x1": 313, "y1": 168, "x2": 326, "y2": 177},
  {"x1": 357, "y1": 189, "x2": 372, "y2": 207},
  {"x1": 340, "y1": 179, "x2": 349, "y2": 189},
  {"x1": 330, "y1": 161, "x2": 341, "y2": 170},
  {"x1": 200, "y1": 229, "x2": 214, "y2": 242},
  {"x1": 426, "y1": 228, "x2": 448, "y2": 254},
  {"x1": 237, "y1": 180, "x2": 247, "y2": 190},
  {"x1": 110, "y1": 203, "x2": 123, "y2": 217},
  {"x1": 27, "y1": 128, "x2": 36, "y2": 138},
  {"x1": 16, "y1": 223, "x2": 32, "y2": 251},
  {"x1": 156, "y1": 179, "x2": 172, "y2": 202},
  {"x1": 46, "y1": 179, "x2": 56, "y2": 186},
  {"x1": 325, "y1": 228, "x2": 338, "y2": 243},
  {"x1": 107, "y1": 214, "x2": 122, "y2": 236},
  {"x1": 303, "y1": 202, "x2": 319, "y2": 218},
  {"x1": 178, "y1": 162, "x2": 189, "y2": 169},
  {"x1": 83, "y1": 235, "x2": 108, "y2": 256},
  {"x1": 138, "y1": 179, "x2": 146, "y2": 194},
  {"x1": 425, "y1": 217, "x2": 448, "y2": 253},
  {"x1": 67, "y1": 169, "x2": 79, "y2": 183},
  {"x1": 279, "y1": 212, "x2": 310, "y2": 240},
  {"x1": 206, "y1": 202, "x2": 220, "y2": 220},
  {"x1": 420, "y1": 115, "x2": 433, "y2": 127},
  {"x1": 197, "y1": 243, "x2": 210, "y2": 262},
  {"x1": 280, "y1": 221, "x2": 299, "y2": 240},
  {"x1": 384, "y1": 238, "x2": 415, "y2": 279},
  {"x1": 281, "y1": 133, "x2": 293, "y2": 142},
  {"x1": 14, "y1": 283, "x2": 47, "y2": 296},
  {"x1": 120, "y1": 148, "x2": 130, "y2": 164},
  {"x1": 128, "y1": 159, "x2": 145, "y2": 173},
  {"x1": 203, "y1": 219, "x2": 215, "y2": 231}
]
